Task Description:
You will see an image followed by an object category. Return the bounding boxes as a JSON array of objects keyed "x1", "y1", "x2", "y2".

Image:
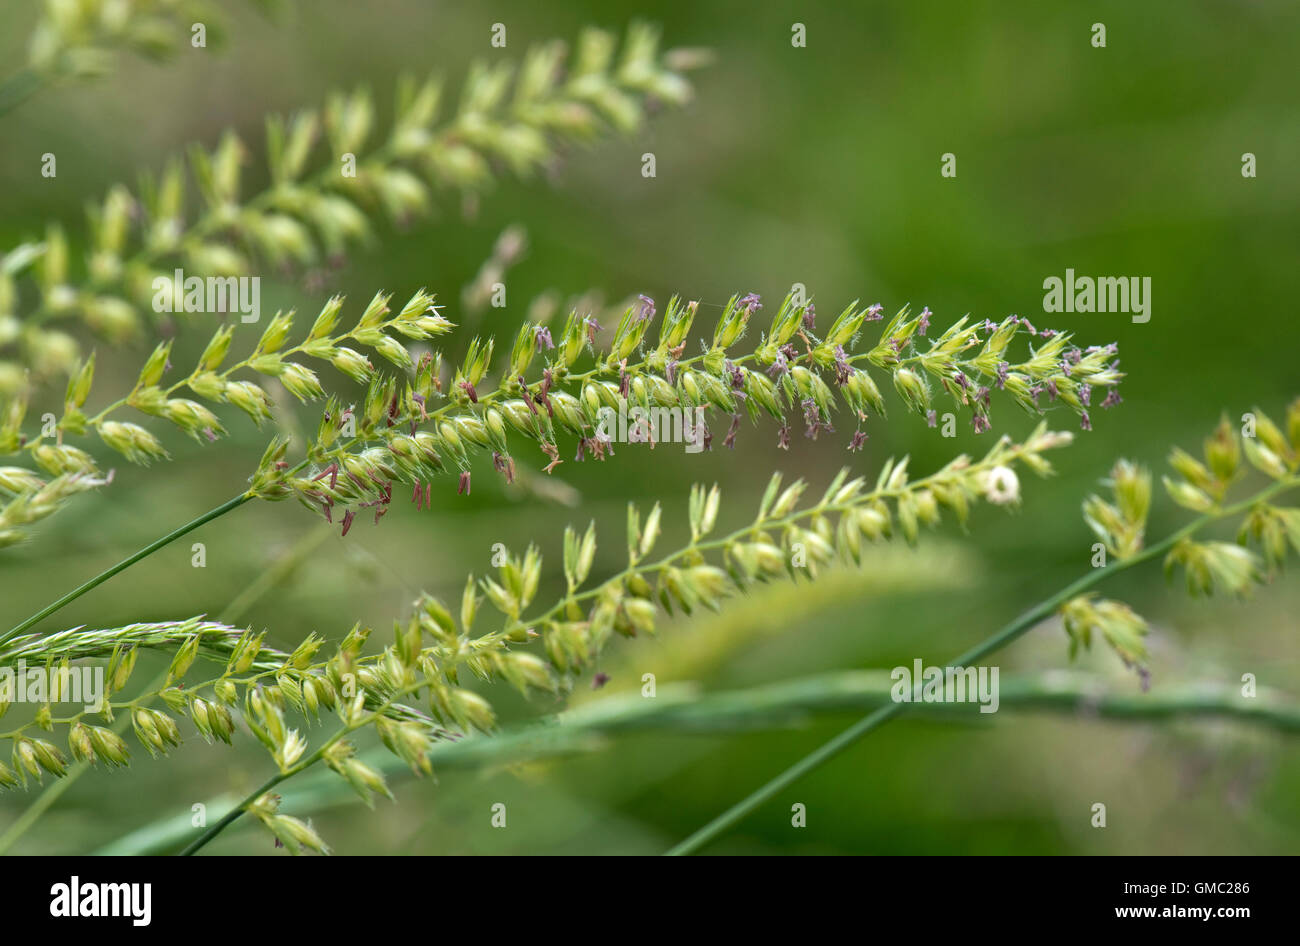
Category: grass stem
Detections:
[{"x1": 1, "y1": 491, "x2": 251, "y2": 646}]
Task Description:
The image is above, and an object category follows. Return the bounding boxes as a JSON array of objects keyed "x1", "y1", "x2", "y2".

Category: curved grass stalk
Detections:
[{"x1": 666, "y1": 403, "x2": 1300, "y2": 855}]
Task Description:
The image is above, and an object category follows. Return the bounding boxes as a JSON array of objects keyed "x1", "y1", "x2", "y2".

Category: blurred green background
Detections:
[{"x1": 2, "y1": 0, "x2": 1299, "y2": 854}]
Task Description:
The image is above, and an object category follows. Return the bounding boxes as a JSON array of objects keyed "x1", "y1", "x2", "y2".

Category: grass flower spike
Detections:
[{"x1": 0, "y1": 23, "x2": 698, "y2": 393}]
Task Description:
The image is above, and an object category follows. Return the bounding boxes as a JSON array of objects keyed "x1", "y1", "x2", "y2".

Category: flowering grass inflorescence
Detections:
[
  {"x1": 1, "y1": 425, "x2": 1075, "y2": 854},
  {"x1": 6, "y1": 11, "x2": 1288, "y2": 859},
  {"x1": 254, "y1": 290, "x2": 1123, "y2": 538},
  {"x1": 0, "y1": 282, "x2": 1124, "y2": 549},
  {"x1": 1062, "y1": 399, "x2": 1300, "y2": 682}
]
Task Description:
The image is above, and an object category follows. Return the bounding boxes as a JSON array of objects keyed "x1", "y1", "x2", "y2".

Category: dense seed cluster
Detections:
[{"x1": 0, "y1": 23, "x2": 698, "y2": 393}]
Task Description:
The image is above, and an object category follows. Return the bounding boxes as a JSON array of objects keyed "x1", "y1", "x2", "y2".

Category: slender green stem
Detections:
[
  {"x1": 179, "y1": 675, "x2": 423, "y2": 855},
  {"x1": 1, "y1": 491, "x2": 251, "y2": 646},
  {"x1": 665, "y1": 476, "x2": 1300, "y2": 855},
  {"x1": 177, "y1": 769, "x2": 292, "y2": 856}
]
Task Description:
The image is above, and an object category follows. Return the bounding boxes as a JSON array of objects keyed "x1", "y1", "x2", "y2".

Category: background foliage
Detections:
[{"x1": 1, "y1": 0, "x2": 1298, "y2": 853}]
